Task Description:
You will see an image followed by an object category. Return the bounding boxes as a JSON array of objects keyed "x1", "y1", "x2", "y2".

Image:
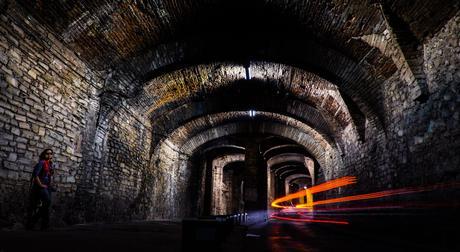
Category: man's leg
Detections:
[
  {"x1": 38, "y1": 188, "x2": 51, "y2": 230},
  {"x1": 25, "y1": 189, "x2": 40, "y2": 230}
]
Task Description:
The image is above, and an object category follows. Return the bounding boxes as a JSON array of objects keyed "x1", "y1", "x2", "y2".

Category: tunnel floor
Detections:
[
  {"x1": 244, "y1": 219, "x2": 459, "y2": 252},
  {"x1": 0, "y1": 221, "x2": 183, "y2": 252},
  {"x1": 1, "y1": 214, "x2": 458, "y2": 252}
]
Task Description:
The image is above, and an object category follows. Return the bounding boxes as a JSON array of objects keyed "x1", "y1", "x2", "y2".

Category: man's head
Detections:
[{"x1": 39, "y1": 149, "x2": 53, "y2": 161}]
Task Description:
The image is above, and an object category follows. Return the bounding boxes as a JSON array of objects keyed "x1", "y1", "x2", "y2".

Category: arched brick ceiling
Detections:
[
  {"x1": 17, "y1": 0, "x2": 459, "y2": 125},
  {"x1": 179, "y1": 122, "x2": 338, "y2": 170},
  {"x1": 263, "y1": 144, "x2": 310, "y2": 160},
  {"x1": 189, "y1": 135, "x2": 314, "y2": 185},
  {"x1": 193, "y1": 144, "x2": 246, "y2": 166},
  {"x1": 199, "y1": 145, "x2": 245, "y2": 156},
  {"x1": 162, "y1": 111, "x2": 333, "y2": 151},
  {"x1": 222, "y1": 162, "x2": 245, "y2": 177},
  {"x1": 151, "y1": 119, "x2": 335, "y2": 183},
  {"x1": 191, "y1": 135, "x2": 315, "y2": 176},
  {"x1": 259, "y1": 136, "x2": 304, "y2": 154},
  {"x1": 191, "y1": 137, "x2": 247, "y2": 156},
  {"x1": 223, "y1": 160, "x2": 245, "y2": 170},
  {"x1": 267, "y1": 153, "x2": 309, "y2": 169},
  {"x1": 171, "y1": 120, "x2": 340, "y2": 179},
  {"x1": 286, "y1": 174, "x2": 311, "y2": 183},
  {"x1": 278, "y1": 167, "x2": 308, "y2": 179},
  {"x1": 19, "y1": 0, "x2": 390, "y2": 67},
  {"x1": 149, "y1": 99, "x2": 338, "y2": 152},
  {"x1": 18, "y1": 0, "x2": 457, "y2": 69},
  {"x1": 270, "y1": 160, "x2": 308, "y2": 172},
  {"x1": 137, "y1": 63, "x2": 366, "y2": 156},
  {"x1": 135, "y1": 61, "x2": 380, "y2": 129},
  {"x1": 137, "y1": 64, "x2": 362, "y2": 142},
  {"x1": 212, "y1": 154, "x2": 245, "y2": 172}
]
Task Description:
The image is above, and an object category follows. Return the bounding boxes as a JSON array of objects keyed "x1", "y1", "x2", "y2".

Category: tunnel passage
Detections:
[
  {"x1": 0, "y1": 2, "x2": 459, "y2": 249},
  {"x1": 177, "y1": 133, "x2": 323, "y2": 223}
]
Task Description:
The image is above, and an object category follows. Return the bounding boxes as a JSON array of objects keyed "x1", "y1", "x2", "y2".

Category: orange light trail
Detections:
[
  {"x1": 270, "y1": 177, "x2": 460, "y2": 225},
  {"x1": 270, "y1": 215, "x2": 349, "y2": 225},
  {"x1": 271, "y1": 191, "x2": 308, "y2": 208},
  {"x1": 296, "y1": 189, "x2": 414, "y2": 208},
  {"x1": 271, "y1": 176, "x2": 460, "y2": 225},
  {"x1": 272, "y1": 176, "x2": 460, "y2": 210},
  {"x1": 295, "y1": 181, "x2": 460, "y2": 208},
  {"x1": 308, "y1": 176, "x2": 357, "y2": 194},
  {"x1": 271, "y1": 176, "x2": 357, "y2": 208}
]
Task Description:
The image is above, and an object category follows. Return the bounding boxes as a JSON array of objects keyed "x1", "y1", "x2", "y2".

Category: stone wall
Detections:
[
  {"x1": 336, "y1": 11, "x2": 460, "y2": 196},
  {"x1": 71, "y1": 104, "x2": 152, "y2": 223},
  {"x1": 0, "y1": 3, "x2": 153, "y2": 227},
  {"x1": 0, "y1": 3, "x2": 102, "y2": 226},
  {"x1": 210, "y1": 154, "x2": 245, "y2": 215},
  {"x1": 388, "y1": 11, "x2": 460, "y2": 186}
]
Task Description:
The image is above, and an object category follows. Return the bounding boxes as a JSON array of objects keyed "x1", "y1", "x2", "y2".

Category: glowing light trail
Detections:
[
  {"x1": 307, "y1": 176, "x2": 357, "y2": 194},
  {"x1": 270, "y1": 215, "x2": 349, "y2": 225},
  {"x1": 296, "y1": 181, "x2": 460, "y2": 208},
  {"x1": 271, "y1": 176, "x2": 357, "y2": 208},
  {"x1": 270, "y1": 177, "x2": 460, "y2": 224}
]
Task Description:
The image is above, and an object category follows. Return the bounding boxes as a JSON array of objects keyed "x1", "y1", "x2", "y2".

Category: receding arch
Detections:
[
  {"x1": 210, "y1": 154, "x2": 245, "y2": 215},
  {"x1": 148, "y1": 116, "x2": 342, "y2": 218},
  {"x1": 133, "y1": 62, "x2": 376, "y2": 139}
]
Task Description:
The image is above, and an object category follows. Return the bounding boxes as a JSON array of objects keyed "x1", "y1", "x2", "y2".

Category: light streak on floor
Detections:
[{"x1": 271, "y1": 177, "x2": 460, "y2": 225}]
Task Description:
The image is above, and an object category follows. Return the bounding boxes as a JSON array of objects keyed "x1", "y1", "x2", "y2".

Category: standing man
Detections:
[{"x1": 26, "y1": 149, "x2": 54, "y2": 230}]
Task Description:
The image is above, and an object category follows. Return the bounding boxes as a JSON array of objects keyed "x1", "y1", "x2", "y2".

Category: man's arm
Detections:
[
  {"x1": 33, "y1": 176, "x2": 47, "y2": 188},
  {"x1": 32, "y1": 161, "x2": 47, "y2": 188}
]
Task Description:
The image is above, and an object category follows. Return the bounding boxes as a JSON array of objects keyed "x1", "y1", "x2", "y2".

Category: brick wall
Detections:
[
  {"x1": 0, "y1": 3, "x2": 153, "y2": 226},
  {"x1": 335, "y1": 11, "x2": 460, "y2": 195},
  {"x1": 0, "y1": 3, "x2": 103, "y2": 226}
]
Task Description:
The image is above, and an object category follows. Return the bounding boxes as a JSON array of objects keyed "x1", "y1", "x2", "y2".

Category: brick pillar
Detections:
[{"x1": 243, "y1": 140, "x2": 267, "y2": 223}]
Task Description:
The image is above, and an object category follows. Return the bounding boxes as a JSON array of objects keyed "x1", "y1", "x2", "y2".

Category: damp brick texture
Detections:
[{"x1": 0, "y1": 1, "x2": 459, "y2": 226}]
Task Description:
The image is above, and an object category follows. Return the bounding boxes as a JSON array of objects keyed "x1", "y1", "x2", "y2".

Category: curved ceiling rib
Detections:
[
  {"x1": 155, "y1": 111, "x2": 335, "y2": 157},
  {"x1": 135, "y1": 62, "x2": 367, "y2": 154},
  {"x1": 137, "y1": 63, "x2": 360, "y2": 127},
  {"x1": 179, "y1": 122, "x2": 337, "y2": 172},
  {"x1": 18, "y1": 0, "x2": 458, "y2": 131}
]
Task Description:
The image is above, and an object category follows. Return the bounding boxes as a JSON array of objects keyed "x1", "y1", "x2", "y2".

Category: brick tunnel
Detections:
[{"x1": 0, "y1": 0, "x2": 459, "y2": 251}]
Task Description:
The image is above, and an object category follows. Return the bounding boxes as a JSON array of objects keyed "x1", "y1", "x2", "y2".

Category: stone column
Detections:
[{"x1": 243, "y1": 140, "x2": 267, "y2": 224}]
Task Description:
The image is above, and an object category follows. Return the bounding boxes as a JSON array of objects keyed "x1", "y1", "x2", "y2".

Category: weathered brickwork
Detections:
[
  {"x1": 395, "y1": 12, "x2": 459, "y2": 184},
  {"x1": 387, "y1": 11, "x2": 460, "y2": 185},
  {"x1": 0, "y1": 4, "x2": 153, "y2": 227},
  {"x1": 72, "y1": 104, "x2": 152, "y2": 223},
  {"x1": 0, "y1": 4, "x2": 103, "y2": 226},
  {"x1": 211, "y1": 154, "x2": 245, "y2": 215},
  {"x1": 335, "y1": 11, "x2": 460, "y2": 195}
]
